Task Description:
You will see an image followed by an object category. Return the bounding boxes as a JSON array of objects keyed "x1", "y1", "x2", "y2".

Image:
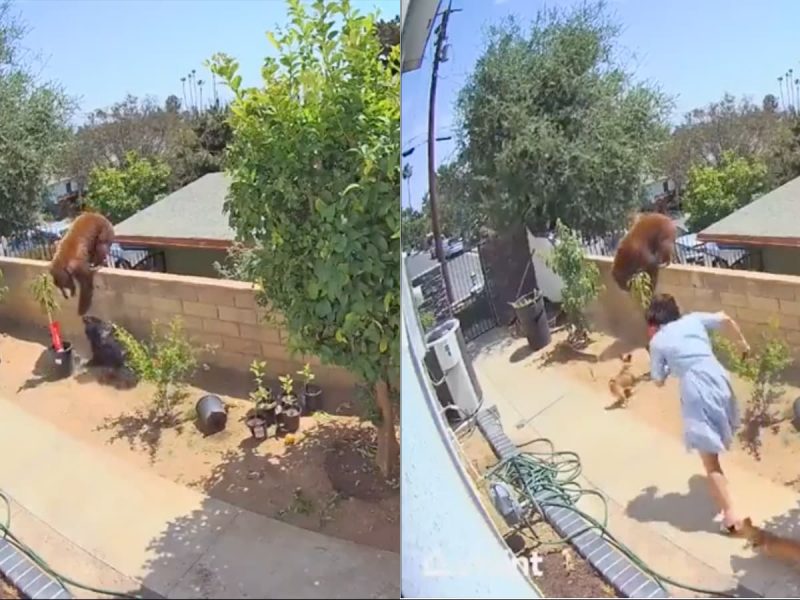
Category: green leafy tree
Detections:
[
  {"x1": 683, "y1": 150, "x2": 767, "y2": 232},
  {"x1": 769, "y1": 116, "x2": 800, "y2": 187},
  {"x1": 211, "y1": 0, "x2": 400, "y2": 477},
  {"x1": 0, "y1": 2, "x2": 73, "y2": 236},
  {"x1": 85, "y1": 151, "x2": 171, "y2": 223},
  {"x1": 437, "y1": 157, "x2": 485, "y2": 243},
  {"x1": 401, "y1": 206, "x2": 427, "y2": 252},
  {"x1": 456, "y1": 2, "x2": 670, "y2": 236},
  {"x1": 546, "y1": 220, "x2": 603, "y2": 347},
  {"x1": 659, "y1": 94, "x2": 786, "y2": 191}
]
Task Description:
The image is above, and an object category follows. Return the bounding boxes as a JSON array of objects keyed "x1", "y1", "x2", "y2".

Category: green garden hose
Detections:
[
  {"x1": 0, "y1": 491, "x2": 141, "y2": 599},
  {"x1": 487, "y1": 440, "x2": 742, "y2": 598}
]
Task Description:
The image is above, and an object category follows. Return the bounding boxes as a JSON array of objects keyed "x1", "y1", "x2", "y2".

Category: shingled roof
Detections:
[
  {"x1": 698, "y1": 175, "x2": 800, "y2": 247},
  {"x1": 114, "y1": 172, "x2": 235, "y2": 248}
]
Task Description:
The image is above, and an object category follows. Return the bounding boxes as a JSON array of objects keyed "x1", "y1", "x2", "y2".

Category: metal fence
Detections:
[
  {"x1": 579, "y1": 230, "x2": 759, "y2": 271},
  {"x1": 0, "y1": 221, "x2": 167, "y2": 272}
]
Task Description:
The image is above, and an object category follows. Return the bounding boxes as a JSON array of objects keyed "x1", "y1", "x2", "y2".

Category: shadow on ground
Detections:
[{"x1": 625, "y1": 476, "x2": 719, "y2": 534}]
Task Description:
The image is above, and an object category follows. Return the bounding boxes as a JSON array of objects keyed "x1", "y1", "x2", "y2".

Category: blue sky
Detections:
[
  {"x1": 14, "y1": 0, "x2": 398, "y2": 122},
  {"x1": 401, "y1": 0, "x2": 800, "y2": 209}
]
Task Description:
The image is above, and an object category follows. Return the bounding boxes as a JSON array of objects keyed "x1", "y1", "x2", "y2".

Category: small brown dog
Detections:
[
  {"x1": 608, "y1": 353, "x2": 636, "y2": 408},
  {"x1": 737, "y1": 517, "x2": 800, "y2": 564}
]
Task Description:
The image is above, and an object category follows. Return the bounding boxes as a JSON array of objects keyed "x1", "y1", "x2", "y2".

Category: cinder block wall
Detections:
[
  {"x1": 588, "y1": 256, "x2": 800, "y2": 354},
  {"x1": 0, "y1": 257, "x2": 355, "y2": 388}
]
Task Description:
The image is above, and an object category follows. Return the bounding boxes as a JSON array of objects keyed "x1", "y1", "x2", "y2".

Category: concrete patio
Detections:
[
  {"x1": 470, "y1": 329, "x2": 800, "y2": 598},
  {"x1": 0, "y1": 399, "x2": 399, "y2": 599}
]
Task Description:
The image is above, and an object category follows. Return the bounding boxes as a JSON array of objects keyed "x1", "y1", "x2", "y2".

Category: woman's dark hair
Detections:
[{"x1": 646, "y1": 293, "x2": 681, "y2": 327}]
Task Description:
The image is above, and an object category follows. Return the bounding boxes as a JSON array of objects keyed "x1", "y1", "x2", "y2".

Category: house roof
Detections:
[
  {"x1": 698, "y1": 175, "x2": 800, "y2": 248},
  {"x1": 113, "y1": 172, "x2": 235, "y2": 249}
]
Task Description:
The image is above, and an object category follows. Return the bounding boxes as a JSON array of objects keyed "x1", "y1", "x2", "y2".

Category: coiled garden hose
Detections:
[
  {"x1": 0, "y1": 491, "x2": 141, "y2": 599},
  {"x1": 487, "y1": 440, "x2": 743, "y2": 598}
]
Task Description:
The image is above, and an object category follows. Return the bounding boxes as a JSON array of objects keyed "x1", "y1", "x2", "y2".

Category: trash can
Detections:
[{"x1": 511, "y1": 290, "x2": 551, "y2": 351}]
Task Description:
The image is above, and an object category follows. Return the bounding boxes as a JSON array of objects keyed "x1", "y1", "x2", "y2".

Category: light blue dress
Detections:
[{"x1": 649, "y1": 312, "x2": 740, "y2": 454}]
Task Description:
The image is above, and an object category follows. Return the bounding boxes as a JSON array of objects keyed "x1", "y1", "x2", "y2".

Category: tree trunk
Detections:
[{"x1": 374, "y1": 379, "x2": 399, "y2": 479}]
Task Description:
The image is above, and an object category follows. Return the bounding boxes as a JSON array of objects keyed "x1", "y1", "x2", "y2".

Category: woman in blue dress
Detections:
[{"x1": 646, "y1": 293, "x2": 750, "y2": 533}]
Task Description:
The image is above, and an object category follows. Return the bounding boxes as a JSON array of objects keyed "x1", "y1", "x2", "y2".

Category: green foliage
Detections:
[
  {"x1": 112, "y1": 318, "x2": 201, "y2": 415},
  {"x1": 249, "y1": 360, "x2": 275, "y2": 410},
  {"x1": 279, "y1": 374, "x2": 295, "y2": 398},
  {"x1": 401, "y1": 207, "x2": 427, "y2": 252},
  {"x1": 297, "y1": 362, "x2": 315, "y2": 387},
  {"x1": 455, "y1": 2, "x2": 670, "y2": 236},
  {"x1": 683, "y1": 150, "x2": 767, "y2": 231},
  {"x1": 546, "y1": 220, "x2": 603, "y2": 346},
  {"x1": 0, "y1": 3, "x2": 74, "y2": 236},
  {"x1": 712, "y1": 320, "x2": 792, "y2": 424},
  {"x1": 0, "y1": 270, "x2": 8, "y2": 303},
  {"x1": 209, "y1": 0, "x2": 400, "y2": 389},
  {"x1": 629, "y1": 271, "x2": 653, "y2": 311},
  {"x1": 29, "y1": 273, "x2": 59, "y2": 321},
  {"x1": 419, "y1": 309, "x2": 435, "y2": 331},
  {"x1": 658, "y1": 94, "x2": 786, "y2": 191},
  {"x1": 769, "y1": 116, "x2": 800, "y2": 187},
  {"x1": 85, "y1": 151, "x2": 171, "y2": 224}
]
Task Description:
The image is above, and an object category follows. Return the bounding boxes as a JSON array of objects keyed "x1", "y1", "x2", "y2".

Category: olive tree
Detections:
[{"x1": 211, "y1": 0, "x2": 400, "y2": 476}]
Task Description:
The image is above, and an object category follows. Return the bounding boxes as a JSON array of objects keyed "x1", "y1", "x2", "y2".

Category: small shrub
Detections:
[
  {"x1": 249, "y1": 360, "x2": 275, "y2": 412},
  {"x1": 0, "y1": 269, "x2": 8, "y2": 302},
  {"x1": 546, "y1": 220, "x2": 603, "y2": 347},
  {"x1": 419, "y1": 309, "x2": 436, "y2": 331},
  {"x1": 712, "y1": 319, "x2": 793, "y2": 456},
  {"x1": 113, "y1": 317, "x2": 201, "y2": 415},
  {"x1": 30, "y1": 272, "x2": 59, "y2": 320},
  {"x1": 297, "y1": 362, "x2": 315, "y2": 389},
  {"x1": 629, "y1": 271, "x2": 653, "y2": 311}
]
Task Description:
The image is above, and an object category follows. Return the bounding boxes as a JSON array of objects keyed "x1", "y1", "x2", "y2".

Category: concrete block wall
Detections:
[
  {"x1": 0, "y1": 257, "x2": 355, "y2": 388},
  {"x1": 588, "y1": 256, "x2": 800, "y2": 354}
]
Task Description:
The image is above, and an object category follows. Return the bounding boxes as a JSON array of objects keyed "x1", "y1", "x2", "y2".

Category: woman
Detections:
[{"x1": 646, "y1": 293, "x2": 750, "y2": 533}]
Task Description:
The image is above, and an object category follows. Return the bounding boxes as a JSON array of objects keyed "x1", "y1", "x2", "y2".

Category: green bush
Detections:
[{"x1": 546, "y1": 220, "x2": 603, "y2": 347}]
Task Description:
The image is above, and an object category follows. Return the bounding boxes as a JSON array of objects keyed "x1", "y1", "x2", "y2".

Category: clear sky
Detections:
[
  {"x1": 13, "y1": 0, "x2": 398, "y2": 122},
  {"x1": 401, "y1": 0, "x2": 800, "y2": 210}
]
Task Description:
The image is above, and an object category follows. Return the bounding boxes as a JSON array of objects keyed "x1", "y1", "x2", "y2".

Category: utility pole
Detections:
[{"x1": 427, "y1": 0, "x2": 460, "y2": 306}]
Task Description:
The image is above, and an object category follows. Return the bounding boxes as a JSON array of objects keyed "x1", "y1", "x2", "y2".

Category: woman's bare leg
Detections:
[{"x1": 699, "y1": 451, "x2": 739, "y2": 529}]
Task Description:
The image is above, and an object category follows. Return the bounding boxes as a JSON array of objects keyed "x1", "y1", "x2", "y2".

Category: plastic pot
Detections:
[
  {"x1": 246, "y1": 414, "x2": 269, "y2": 440},
  {"x1": 302, "y1": 384, "x2": 323, "y2": 415},
  {"x1": 50, "y1": 341, "x2": 74, "y2": 379},
  {"x1": 196, "y1": 394, "x2": 227, "y2": 435},
  {"x1": 279, "y1": 407, "x2": 301, "y2": 434},
  {"x1": 281, "y1": 393, "x2": 304, "y2": 415},
  {"x1": 511, "y1": 291, "x2": 551, "y2": 351}
]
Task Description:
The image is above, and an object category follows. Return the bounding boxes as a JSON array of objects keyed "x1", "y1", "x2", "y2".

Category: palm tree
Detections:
[
  {"x1": 180, "y1": 77, "x2": 187, "y2": 111},
  {"x1": 198, "y1": 80, "x2": 204, "y2": 112},
  {"x1": 779, "y1": 76, "x2": 785, "y2": 110},
  {"x1": 402, "y1": 163, "x2": 413, "y2": 206},
  {"x1": 187, "y1": 72, "x2": 195, "y2": 112},
  {"x1": 192, "y1": 69, "x2": 198, "y2": 113},
  {"x1": 795, "y1": 79, "x2": 799, "y2": 112},
  {"x1": 789, "y1": 70, "x2": 795, "y2": 109},
  {"x1": 211, "y1": 72, "x2": 219, "y2": 107}
]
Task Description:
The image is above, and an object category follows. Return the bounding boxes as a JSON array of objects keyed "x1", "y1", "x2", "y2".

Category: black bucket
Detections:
[
  {"x1": 196, "y1": 394, "x2": 228, "y2": 434},
  {"x1": 511, "y1": 291, "x2": 551, "y2": 351},
  {"x1": 303, "y1": 384, "x2": 323, "y2": 415},
  {"x1": 51, "y1": 342, "x2": 74, "y2": 379}
]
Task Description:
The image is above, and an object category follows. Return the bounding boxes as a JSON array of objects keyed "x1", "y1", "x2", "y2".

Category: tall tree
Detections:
[
  {"x1": 456, "y1": 2, "x2": 670, "y2": 237},
  {"x1": 683, "y1": 151, "x2": 768, "y2": 232},
  {"x1": 401, "y1": 206, "x2": 427, "y2": 252},
  {"x1": 211, "y1": 0, "x2": 400, "y2": 477},
  {"x1": 659, "y1": 94, "x2": 785, "y2": 191},
  {"x1": 375, "y1": 15, "x2": 399, "y2": 71},
  {"x1": 0, "y1": 2, "x2": 74, "y2": 236}
]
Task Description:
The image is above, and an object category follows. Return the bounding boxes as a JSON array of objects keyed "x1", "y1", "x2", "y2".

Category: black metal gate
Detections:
[{"x1": 447, "y1": 245, "x2": 499, "y2": 341}]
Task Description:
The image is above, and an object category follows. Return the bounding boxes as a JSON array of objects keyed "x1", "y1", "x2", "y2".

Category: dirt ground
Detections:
[
  {"x1": 540, "y1": 330, "x2": 800, "y2": 491},
  {"x1": 459, "y1": 430, "x2": 619, "y2": 598},
  {"x1": 0, "y1": 575, "x2": 22, "y2": 600},
  {"x1": 0, "y1": 331, "x2": 399, "y2": 553}
]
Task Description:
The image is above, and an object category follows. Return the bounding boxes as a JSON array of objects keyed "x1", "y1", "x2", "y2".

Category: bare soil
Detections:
[
  {"x1": 0, "y1": 331, "x2": 399, "y2": 553},
  {"x1": 542, "y1": 330, "x2": 800, "y2": 491},
  {"x1": 460, "y1": 431, "x2": 620, "y2": 598},
  {"x1": 0, "y1": 575, "x2": 23, "y2": 600}
]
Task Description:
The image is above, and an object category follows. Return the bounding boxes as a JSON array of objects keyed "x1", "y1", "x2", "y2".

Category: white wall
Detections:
[
  {"x1": 401, "y1": 262, "x2": 540, "y2": 598},
  {"x1": 526, "y1": 230, "x2": 564, "y2": 303}
]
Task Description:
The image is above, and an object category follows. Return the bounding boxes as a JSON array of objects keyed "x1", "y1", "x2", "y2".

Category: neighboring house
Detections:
[
  {"x1": 113, "y1": 172, "x2": 235, "y2": 278},
  {"x1": 698, "y1": 175, "x2": 800, "y2": 275},
  {"x1": 45, "y1": 177, "x2": 81, "y2": 206},
  {"x1": 641, "y1": 176, "x2": 678, "y2": 213}
]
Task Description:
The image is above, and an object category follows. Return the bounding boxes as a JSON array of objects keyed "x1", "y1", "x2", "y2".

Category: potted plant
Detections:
[
  {"x1": 30, "y1": 272, "x2": 73, "y2": 378},
  {"x1": 277, "y1": 373, "x2": 301, "y2": 434},
  {"x1": 245, "y1": 360, "x2": 278, "y2": 439},
  {"x1": 297, "y1": 362, "x2": 322, "y2": 415}
]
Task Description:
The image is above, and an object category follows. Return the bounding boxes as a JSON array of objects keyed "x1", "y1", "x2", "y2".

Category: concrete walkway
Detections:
[
  {"x1": 0, "y1": 399, "x2": 399, "y2": 599},
  {"x1": 471, "y1": 331, "x2": 800, "y2": 598}
]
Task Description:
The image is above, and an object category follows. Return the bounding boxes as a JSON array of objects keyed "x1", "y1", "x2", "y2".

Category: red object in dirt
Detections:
[{"x1": 49, "y1": 321, "x2": 63, "y2": 352}]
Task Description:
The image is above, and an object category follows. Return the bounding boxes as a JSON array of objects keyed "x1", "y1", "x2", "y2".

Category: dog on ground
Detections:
[
  {"x1": 82, "y1": 315, "x2": 136, "y2": 388},
  {"x1": 608, "y1": 353, "x2": 637, "y2": 408},
  {"x1": 735, "y1": 517, "x2": 800, "y2": 565}
]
